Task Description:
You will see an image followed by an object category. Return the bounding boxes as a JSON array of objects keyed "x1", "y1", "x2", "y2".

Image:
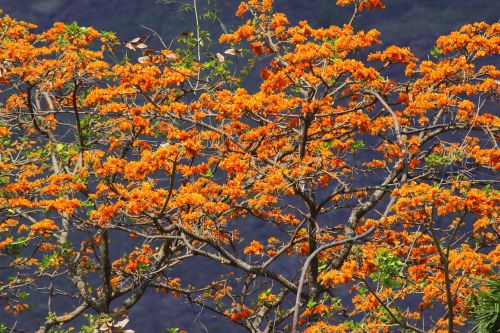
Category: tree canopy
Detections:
[{"x1": 0, "y1": 1, "x2": 498, "y2": 332}]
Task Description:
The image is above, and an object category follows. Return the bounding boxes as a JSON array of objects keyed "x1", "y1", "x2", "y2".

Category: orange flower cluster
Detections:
[
  {"x1": 29, "y1": 219, "x2": 59, "y2": 237},
  {"x1": 244, "y1": 240, "x2": 265, "y2": 255},
  {"x1": 228, "y1": 305, "x2": 254, "y2": 321},
  {"x1": 336, "y1": 0, "x2": 385, "y2": 11}
]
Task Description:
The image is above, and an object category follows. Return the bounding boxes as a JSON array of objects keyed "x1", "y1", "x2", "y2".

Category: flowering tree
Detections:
[{"x1": 0, "y1": 1, "x2": 498, "y2": 332}]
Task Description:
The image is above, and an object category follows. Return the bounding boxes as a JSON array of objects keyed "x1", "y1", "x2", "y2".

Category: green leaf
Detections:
[
  {"x1": 350, "y1": 140, "x2": 365, "y2": 150},
  {"x1": 202, "y1": 169, "x2": 214, "y2": 178},
  {"x1": 318, "y1": 262, "x2": 328, "y2": 272},
  {"x1": 306, "y1": 298, "x2": 317, "y2": 309},
  {"x1": 430, "y1": 47, "x2": 443, "y2": 58},
  {"x1": 371, "y1": 249, "x2": 406, "y2": 288},
  {"x1": 482, "y1": 184, "x2": 493, "y2": 195},
  {"x1": 165, "y1": 328, "x2": 180, "y2": 333}
]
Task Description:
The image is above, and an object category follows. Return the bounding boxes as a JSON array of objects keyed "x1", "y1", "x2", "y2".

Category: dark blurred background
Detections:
[
  {"x1": 2, "y1": 0, "x2": 499, "y2": 57},
  {"x1": 1, "y1": 0, "x2": 499, "y2": 332}
]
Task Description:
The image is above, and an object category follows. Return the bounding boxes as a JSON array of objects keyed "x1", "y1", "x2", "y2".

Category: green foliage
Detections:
[
  {"x1": 318, "y1": 261, "x2": 328, "y2": 272},
  {"x1": 376, "y1": 305, "x2": 401, "y2": 324},
  {"x1": 54, "y1": 142, "x2": 71, "y2": 162},
  {"x1": 430, "y1": 47, "x2": 443, "y2": 58},
  {"x1": 214, "y1": 301, "x2": 225, "y2": 308},
  {"x1": 343, "y1": 319, "x2": 363, "y2": 330},
  {"x1": 3, "y1": 236, "x2": 28, "y2": 255},
  {"x1": 355, "y1": 285, "x2": 368, "y2": 296},
  {"x1": 371, "y1": 249, "x2": 405, "y2": 288},
  {"x1": 424, "y1": 153, "x2": 451, "y2": 166},
  {"x1": 15, "y1": 291, "x2": 29, "y2": 299},
  {"x1": 306, "y1": 298, "x2": 317, "y2": 309},
  {"x1": 46, "y1": 311, "x2": 57, "y2": 321},
  {"x1": 65, "y1": 22, "x2": 89, "y2": 37},
  {"x1": 79, "y1": 113, "x2": 101, "y2": 148},
  {"x1": 482, "y1": 184, "x2": 494, "y2": 196},
  {"x1": 350, "y1": 140, "x2": 365, "y2": 150},
  {"x1": 202, "y1": 169, "x2": 214, "y2": 178},
  {"x1": 472, "y1": 278, "x2": 500, "y2": 333},
  {"x1": 323, "y1": 294, "x2": 343, "y2": 310},
  {"x1": 80, "y1": 313, "x2": 112, "y2": 332},
  {"x1": 165, "y1": 328, "x2": 181, "y2": 333},
  {"x1": 100, "y1": 30, "x2": 116, "y2": 40},
  {"x1": 324, "y1": 37, "x2": 339, "y2": 62},
  {"x1": 57, "y1": 22, "x2": 89, "y2": 46},
  {"x1": 40, "y1": 252, "x2": 59, "y2": 270}
]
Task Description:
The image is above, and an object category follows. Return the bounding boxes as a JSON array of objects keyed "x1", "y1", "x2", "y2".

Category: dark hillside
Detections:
[
  {"x1": 0, "y1": 1, "x2": 498, "y2": 332},
  {"x1": 2, "y1": 0, "x2": 499, "y2": 56}
]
